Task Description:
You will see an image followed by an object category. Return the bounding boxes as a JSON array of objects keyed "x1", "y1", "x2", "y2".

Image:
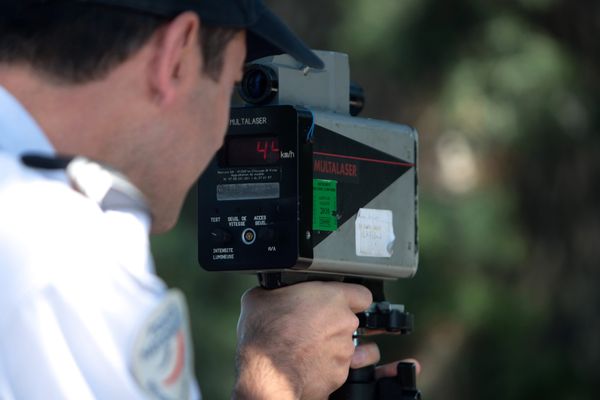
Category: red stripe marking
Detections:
[
  {"x1": 163, "y1": 331, "x2": 185, "y2": 386},
  {"x1": 313, "y1": 151, "x2": 415, "y2": 167}
]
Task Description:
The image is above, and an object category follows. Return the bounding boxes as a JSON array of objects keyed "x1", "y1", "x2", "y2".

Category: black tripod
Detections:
[
  {"x1": 330, "y1": 301, "x2": 421, "y2": 400},
  {"x1": 259, "y1": 274, "x2": 422, "y2": 400}
]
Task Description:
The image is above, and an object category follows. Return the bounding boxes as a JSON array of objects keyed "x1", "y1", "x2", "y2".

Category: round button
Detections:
[{"x1": 242, "y1": 228, "x2": 256, "y2": 245}]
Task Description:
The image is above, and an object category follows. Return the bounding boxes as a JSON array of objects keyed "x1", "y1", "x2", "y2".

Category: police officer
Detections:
[{"x1": 0, "y1": 1, "x2": 397, "y2": 399}]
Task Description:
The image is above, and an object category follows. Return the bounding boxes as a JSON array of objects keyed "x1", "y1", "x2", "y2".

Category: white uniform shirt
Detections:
[{"x1": 0, "y1": 86, "x2": 200, "y2": 399}]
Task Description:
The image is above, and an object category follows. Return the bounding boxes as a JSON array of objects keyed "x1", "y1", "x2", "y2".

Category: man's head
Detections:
[
  {"x1": 0, "y1": 0, "x2": 321, "y2": 232},
  {"x1": 0, "y1": 3, "x2": 240, "y2": 84}
]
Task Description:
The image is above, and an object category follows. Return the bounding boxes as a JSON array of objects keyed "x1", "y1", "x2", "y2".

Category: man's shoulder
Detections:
[
  {"x1": 0, "y1": 153, "x2": 103, "y2": 235},
  {"x1": 0, "y1": 154, "x2": 112, "y2": 300},
  {"x1": 0, "y1": 153, "x2": 164, "y2": 323}
]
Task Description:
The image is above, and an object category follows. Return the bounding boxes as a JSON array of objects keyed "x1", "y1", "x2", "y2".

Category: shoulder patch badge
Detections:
[{"x1": 132, "y1": 289, "x2": 194, "y2": 400}]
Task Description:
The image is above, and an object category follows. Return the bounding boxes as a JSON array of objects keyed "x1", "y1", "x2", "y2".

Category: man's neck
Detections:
[{"x1": 0, "y1": 66, "x2": 119, "y2": 159}]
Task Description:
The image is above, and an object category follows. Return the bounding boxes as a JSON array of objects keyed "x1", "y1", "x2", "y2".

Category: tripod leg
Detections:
[
  {"x1": 330, "y1": 365, "x2": 376, "y2": 400},
  {"x1": 376, "y1": 362, "x2": 421, "y2": 400}
]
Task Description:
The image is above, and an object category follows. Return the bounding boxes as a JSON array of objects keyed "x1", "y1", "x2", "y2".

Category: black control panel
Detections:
[{"x1": 197, "y1": 106, "x2": 314, "y2": 271}]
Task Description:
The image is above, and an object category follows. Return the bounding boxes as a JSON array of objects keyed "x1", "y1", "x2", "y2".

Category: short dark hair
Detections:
[{"x1": 0, "y1": 3, "x2": 240, "y2": 84}]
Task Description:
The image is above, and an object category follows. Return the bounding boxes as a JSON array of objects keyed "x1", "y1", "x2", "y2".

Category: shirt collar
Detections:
[{"x1": 0, "y1": 85, "x2": 55, "y2": 157}]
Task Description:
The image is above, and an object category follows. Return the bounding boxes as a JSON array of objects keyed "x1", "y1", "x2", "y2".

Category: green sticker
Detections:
[{"x1": 313, "y1": 179, "x2": 338, "y2": 232}]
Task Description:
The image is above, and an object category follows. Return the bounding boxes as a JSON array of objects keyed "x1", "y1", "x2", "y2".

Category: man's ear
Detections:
[{"x1": 148, "y1": 12, "x2": 202, "y2": 106}]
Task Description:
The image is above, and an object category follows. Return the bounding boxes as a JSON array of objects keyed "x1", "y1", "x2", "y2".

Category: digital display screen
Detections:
[{"x1": 226, "y1": 136, "x2": 280, "y2": 166}]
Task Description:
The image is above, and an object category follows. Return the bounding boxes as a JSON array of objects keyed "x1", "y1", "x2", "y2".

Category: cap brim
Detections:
[{"x1": 245, "y1": 7, "x2": 324, "y2": 70}]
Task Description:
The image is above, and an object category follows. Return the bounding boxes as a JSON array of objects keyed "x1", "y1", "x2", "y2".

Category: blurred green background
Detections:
[{"x1": 152, "y1": 0, "x2": 600, "y2": 398}]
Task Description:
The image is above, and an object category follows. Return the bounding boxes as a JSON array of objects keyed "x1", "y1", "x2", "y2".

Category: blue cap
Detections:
[{"x1": 0, "y1": 0, "x2": 325, "y2": 69}]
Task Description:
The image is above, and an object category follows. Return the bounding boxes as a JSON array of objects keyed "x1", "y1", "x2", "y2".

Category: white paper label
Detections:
[{"x1": 355, "y1": 208, "x2": 395, "y2": 258}]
